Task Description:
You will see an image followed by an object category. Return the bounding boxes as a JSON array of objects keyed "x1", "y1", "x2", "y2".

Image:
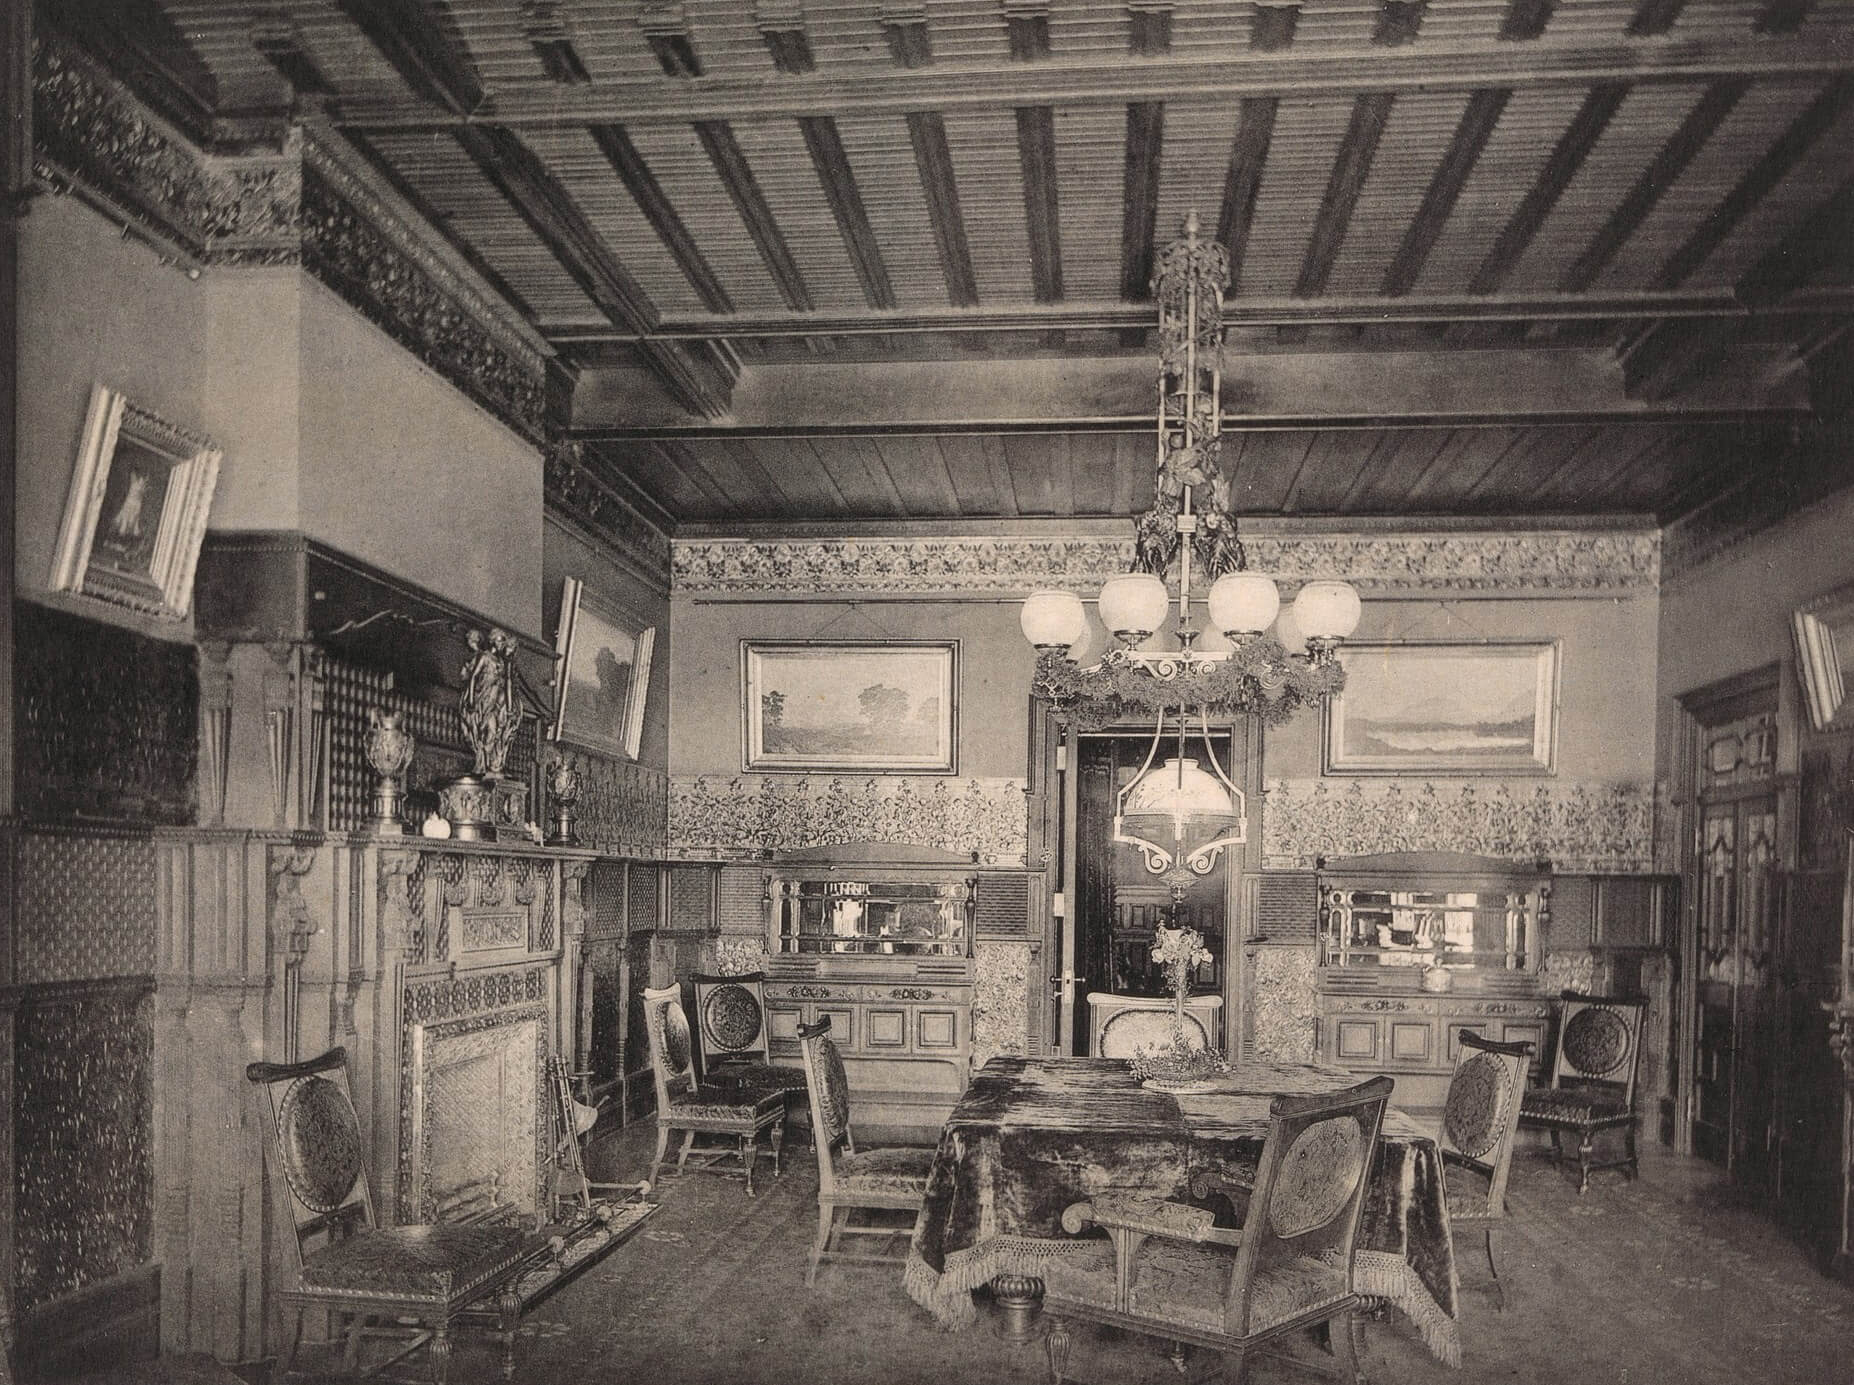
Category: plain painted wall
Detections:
[{"x1": 16, "y1": 194, "x2": 212, "y2": 640}]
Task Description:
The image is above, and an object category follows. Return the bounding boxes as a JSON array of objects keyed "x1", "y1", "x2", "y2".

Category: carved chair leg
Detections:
[
  {"x1": 1166, "y1": 1340, "x2": 1189, "y2": 1373},
  {"x1": 1625, "y1": 1121, "x2": 1640, "y2": 1180},
  {"x1": 429, "y1": 1321, "x2": 452, "y2": 1385},
  {"x1": 342, "y1": 1313, "x2": 367, "y2": 1374},
  {"x1": 276, "y1": 1306, "x2": 305, "y2": 1383},
  {"x1": 742, "y1": 1132, "x2": 758, "y2": 1195},
  {"x1": 1226, "y1": 1347, "x2": 1251, "y2": 1385},
  {"x1": 1045, "y1": 1325, "x2": 1070, "y2": 1385},
  {"x1": 676, "y1": 1129, "x2": 696, "y2": 1174},
  {"x1": 1577, "y1": 1131, "x2": 1595, "y2": 1195},
  {"x1": 650, "y1": 1124, "x2": 670, "y2": 1186},
  {"x1": 808, "y1": 1200, "x2": 833, "y2": 1285},
  {"x1": 498, "y1": 1285, "x2": 523, "y2": 1380},
  {"x1": 1484, "y1": 1228, "x2": 1506, "y2": 1313},
  {"x1": 1547, "y1": 1128, "x2": 1563, "y2": 1166},
  {"x1": 769, "y1": 1121, "x2": 784, "y2": 1177}
]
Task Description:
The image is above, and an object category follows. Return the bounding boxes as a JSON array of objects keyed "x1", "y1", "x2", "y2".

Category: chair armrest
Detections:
[{"x1": 1060, "y1": 1195, "x2": 1242, "y2": 1248}]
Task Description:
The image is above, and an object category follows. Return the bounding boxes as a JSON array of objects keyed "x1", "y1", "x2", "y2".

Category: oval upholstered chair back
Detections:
[
  {"x1": 245, "y1": 1046, "x2": 376, "y2": 1263},
  {"x1": 643, "y1": 984, "x2": 699, "y2": 1104},
  {"x1": 691, "y1": 972, "x2": 772, "y2": 1074},
  {"x1": 1553, "y1": 996, "x2": 1644, "y2": 1098},
  {"x1": 797, "y1": 1017, "x2": 855, "y2": 1185}
]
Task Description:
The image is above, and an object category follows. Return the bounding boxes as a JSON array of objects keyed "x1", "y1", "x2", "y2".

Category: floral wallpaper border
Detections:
[
  {"x1": 671, "y1": 529, "x2": 1659, "y2": 597},
  {"x1": 1261, "y1": 777, "x2": 1659, "y2": 875},
  {"x1": 668, "y1": 774, "x2": 1028, "y2": 865}
]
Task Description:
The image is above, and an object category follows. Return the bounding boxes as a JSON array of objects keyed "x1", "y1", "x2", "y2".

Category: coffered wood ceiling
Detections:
[{"x1": 64, "y1": 0, "x2": 1854, "y2": 532}]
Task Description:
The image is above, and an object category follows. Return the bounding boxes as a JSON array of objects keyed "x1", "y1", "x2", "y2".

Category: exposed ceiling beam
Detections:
[
  {"x1": 797, "y1": 116, "x2": 896, "y2": 310},
  {"x1": 1217, "y1": 97, "x2": 1279, "y2": 292},
  {"x1": 335, "y1": 0, "x2": 482, "y2": 116},
  {"x1": 571, "y1": 346, "x2": 1808, "y2": 434},
  {"x1": 333, "y1": 34, "x2": 1854, "y2": 130},
  {"x1": 1120, "y1": 102, "x2": 1164, "y2": 302},
  {"x1": 693, "y1": 120, "x2": 813, "y2": 311},
  {"x1": 1016, "y1": 105, "x2": 1064, "y2": 304},
  {"x1": 542, "y1": 286, "x2": 1854, "y2": 346},
  {"x1": 1557, "y1": 79, "x2": 1748, "y2": 293},
  {"x1": 586, "y1": 122, "x2": 733, "y2": 314},
  {"x1": 1620, "y1": 319, "x2": 1738, "y2": 401},
  {"x1": 1382, "y1": 88, "x2": 1510, "y2": 296},
  {"x1": 453, "y1": 124, "x2": 733, "y2": 418},
  {"x1": 907, "y1": 111, "x2": 979, "y2": 308},
  {"x1": 1735, "y1": 175, "x2": 1854, "y2": 307},
  {"x1": 1298, "y1": 91, "x2": 1395, "y2": 297},
  {"x1": 1654, "y1": 74, "x2": 1854, "y2": 289},
  {"x1": 1470, "y1": 83, "x2": 1627, "y2": 294}
]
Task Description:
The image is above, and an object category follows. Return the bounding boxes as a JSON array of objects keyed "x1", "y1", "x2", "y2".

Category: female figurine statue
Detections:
[{"x1": 459, "y1": 627, "x2": 522, "y2": 778}]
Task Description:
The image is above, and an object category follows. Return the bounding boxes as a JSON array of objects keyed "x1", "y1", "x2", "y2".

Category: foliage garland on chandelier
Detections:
[{"x1": 1031, "y1": 639, "x2": 1344, "y2": 732}]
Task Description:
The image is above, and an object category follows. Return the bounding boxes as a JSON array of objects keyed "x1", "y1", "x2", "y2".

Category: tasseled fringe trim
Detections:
[
  {"x1": 904, "y1": 1237, "x2": 1096, "y2": 1331},
  {"x1": 1355, "y1": 1250, "x2": 1462, "y2": 1367}
]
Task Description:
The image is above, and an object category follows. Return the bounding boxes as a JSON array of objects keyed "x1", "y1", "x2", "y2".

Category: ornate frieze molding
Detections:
[
  {"x1": 670, "y1": 528, "x2": 1660, "y2": 597},
  {"x1": 33, "y1": 39, "x2": 300, "y2": 265},
  {"x1": 1261, "y1": 776, "x2": 1657, "y2": 875},
  {"x1": 668, "y1": 774, "x2": 1028, "y2": 865},
  {"x1": 545, "y1": 442, "x2": 674, "y2": 582},
  {"x1": 300, "y1": 147, "x2": 548, "y2": 443}
]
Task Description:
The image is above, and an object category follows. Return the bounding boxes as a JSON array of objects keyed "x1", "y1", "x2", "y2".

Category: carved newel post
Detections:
[
  {"x1": 546, "y1": 752, "x2": 583, "y2": 847},
  {"x1": 365, "y1": 708, "x2": 415, "y2": 836},
  {"x1": 441, "y1": 627, "x2": 528, "y2": 841}
]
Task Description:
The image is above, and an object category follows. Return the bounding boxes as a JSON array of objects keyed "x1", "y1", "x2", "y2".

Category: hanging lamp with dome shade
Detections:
[{"x1": 1017, "y1": 213, "x2": 1362, "y2": 891}]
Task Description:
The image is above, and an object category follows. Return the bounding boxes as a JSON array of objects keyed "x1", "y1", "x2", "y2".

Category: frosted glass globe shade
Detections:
[
  {"x1": 1121, "y1": 758, "x2": 1236, "y2": 819},
  {"x1": 1206, "y1": 572, "x2": 1281, "y2": 636},
  {"x1": 1293, "y1": 580, "x2": 1363, "y2": 641},
  {"x1": 1272, "y1": 604, "x2": 1308, "y2": 657},
  {"x1": 1020, "y1": 589, "x2": 1087, "y2": 649},
  {"x1": 1098, "y1": 573, "x2": 1170, "y2": 641}
]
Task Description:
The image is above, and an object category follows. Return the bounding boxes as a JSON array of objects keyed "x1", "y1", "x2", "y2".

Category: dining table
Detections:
[{"x1": 902, "y1": 1055, "x2": 1461, "y2": 1366}]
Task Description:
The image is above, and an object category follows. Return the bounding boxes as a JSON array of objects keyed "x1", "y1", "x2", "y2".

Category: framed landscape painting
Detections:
[
  {"x1": 552, "y1": 577, "x2": 655, "y2": 760},
  {"x1": 742, "y1": 641, "x2": 958, "y2": 773},
  {"x1": 1324, "y1": 640, "x2": 1560, "y2": 775}
]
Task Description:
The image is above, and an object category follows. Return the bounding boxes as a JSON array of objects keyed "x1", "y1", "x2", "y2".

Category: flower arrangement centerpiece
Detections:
[{"x1": 1127, "y1": 925, "x2": 1228, "y2": 1090}]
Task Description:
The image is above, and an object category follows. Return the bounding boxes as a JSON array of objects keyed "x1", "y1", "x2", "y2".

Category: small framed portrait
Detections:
[
  {"x1": 48, "y1": 384, "x2": 222, "y2": 620},
  {"x1": 551, "y1": 576, "x2": 655, "y2": 760}
]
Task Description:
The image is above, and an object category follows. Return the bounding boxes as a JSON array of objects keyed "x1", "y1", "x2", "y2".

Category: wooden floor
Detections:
[{"x1": 317, "y1": 1122, "x2": 1852, "y2": 1385}]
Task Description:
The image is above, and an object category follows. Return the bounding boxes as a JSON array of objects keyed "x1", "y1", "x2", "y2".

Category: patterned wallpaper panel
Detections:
[
  {"x1": 16, "y1": 831, "x2": 158, "y2": 984},
  {"x1": 1262, "y1": 777, "x2": 1657, "y2": 874},
  {"x1": 974, "y1": 941, "x2": 1032, "y2": 1068},
  {"x1": 13, "y1": 984, "x2": 155, "y2": 1314},
  {"x1": 14, "y1": 600, "x2": 197, "y2": 826},
  {"x1": 557, "y1": 749, "x2": 667, "y2": 857},
  {"x1": 668, "y1": 774, "x2": 1028, "y2": 865},
  {"x1": 1246, "y1": 947, "x2": 1319, "y2": 1063}
]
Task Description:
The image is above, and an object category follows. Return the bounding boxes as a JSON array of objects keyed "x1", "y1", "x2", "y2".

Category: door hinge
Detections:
[{"x1": 1052, "y1": 891, "x2": 1065, "y2": 919}]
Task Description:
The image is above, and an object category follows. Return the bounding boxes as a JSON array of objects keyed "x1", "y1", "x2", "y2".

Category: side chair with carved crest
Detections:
[
  {"x1": 642, "y1": 984, "x2": 786, "y2": 1194},
  {"x1": 246, "y1": 1046, "x2": 550, "y2": 1383},
  {"x1": 1440, "y1": 1030, "x2": 1534, "y2": 1309}
]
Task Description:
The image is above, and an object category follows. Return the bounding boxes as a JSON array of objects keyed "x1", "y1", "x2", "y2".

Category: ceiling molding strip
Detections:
[{"x1": 669, "y1": 527, "x2": 1661, "y2": 595}]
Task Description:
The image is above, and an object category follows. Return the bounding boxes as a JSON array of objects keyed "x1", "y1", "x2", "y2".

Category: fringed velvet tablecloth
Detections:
[{"x1": 903, "y1": 1057, "x2": 1460, "y2": 1366}]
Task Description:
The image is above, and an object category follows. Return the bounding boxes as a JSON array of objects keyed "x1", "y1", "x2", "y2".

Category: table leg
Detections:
[{"x1": 991, "y1": 1273, "x2": 1045, "y2": 1343}]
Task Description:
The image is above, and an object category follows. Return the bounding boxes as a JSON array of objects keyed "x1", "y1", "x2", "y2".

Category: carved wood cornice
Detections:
[{"x1": 670, "y1": 526, "x2": 1660, "y2": 597}]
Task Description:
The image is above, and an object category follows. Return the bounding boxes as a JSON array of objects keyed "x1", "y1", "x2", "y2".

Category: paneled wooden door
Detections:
[
  {"x1": 1042, "y1": 717, "x2": 1261, "y2": 1056},
  {"x1": 1682, "y1": 671, "x2": 1783, "y2": 1188}
]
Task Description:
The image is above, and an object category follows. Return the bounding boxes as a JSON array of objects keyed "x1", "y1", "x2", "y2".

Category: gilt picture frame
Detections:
[
  {"x1": 742, "y1": 640, "x2": 959, "y2": 773},
  {"x1": 551, "y1": 576, "x2": 655, "y2": 761},
  {"x1": 48, "y1": 384, "x2": 222, "y2": 620},
  {"x1": 1324, "y1": 640, "x2": 1560, "y2": 775}
]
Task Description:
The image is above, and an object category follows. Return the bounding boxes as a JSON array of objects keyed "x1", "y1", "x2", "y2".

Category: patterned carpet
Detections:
[{"x1": 295, "y1": 1125, "x2": 1850, "y2": 1385}]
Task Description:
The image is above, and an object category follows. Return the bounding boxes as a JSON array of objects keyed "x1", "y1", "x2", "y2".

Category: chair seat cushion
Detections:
[
  {"x1": 668, "y1": 1085, "x2": 787, "y2": 1123},
  {"x1": 1442, "y1": 1162, "x2": 1498, "y2": 1222},
  {"x1": 1520, "y1": 1087, "x2": 1633, "y2": 1128},
  {"x1": 1044, "y1": 1238, "x2": 1350, "y2": 1337},
  {"x1": 298, "y1": 1223, "x2": 544, "y2": 1303},
  {"x1": 836, "y1": 1145, "x2": 933, "y2": 1198},
  {"x1": 708, "y1": 1060, "x2": 808, "y2": 1096}
]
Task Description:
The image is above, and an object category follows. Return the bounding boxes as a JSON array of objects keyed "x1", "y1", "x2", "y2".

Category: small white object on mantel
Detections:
[{"x1": 421, "y1": 812, "x2": 452, "y2": 839}]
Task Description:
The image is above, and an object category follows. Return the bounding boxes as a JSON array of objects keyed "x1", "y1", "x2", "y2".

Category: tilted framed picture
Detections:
[
  {"x1": 48, "y1": 384, "x2": 222, "y2": 620},
  {"x1": 1324, "y1": 640, "x2": 1561, "y2": 775},
  {"x1": 551, "y1": 576, "x2": 655, "y2": 760},
  {"x1": 742, "y1": 640, "x2": 959, "y2": 773}
]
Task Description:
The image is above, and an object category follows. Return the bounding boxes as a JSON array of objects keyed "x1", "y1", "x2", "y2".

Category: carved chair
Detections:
[
  {"x1": 1088, "y1": 992, "x2": 1224, "y2": 1058},
  {"x1": 1519, "y1": 993, "x2": 1646, "y2": 1194},
  {"x1": 1042, "y1": 1076, "x2": 1393, "y2": 1385},
  {"x1": 642, "y1": 984, "x2": 786, "y2": 1195},
  {"x1": 1440, "y1": 1031, "x2": 1534, "y2": 1310},
  {"x1": 690, "y1": 971, "x2": 810, "y2": 1104},
  {"x1": 246, "y1": 1047, "x2": 549, "y2": 1384},
  {"x1": 795, "y1": 1017, "x2": 934, "y2": 1285}
]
